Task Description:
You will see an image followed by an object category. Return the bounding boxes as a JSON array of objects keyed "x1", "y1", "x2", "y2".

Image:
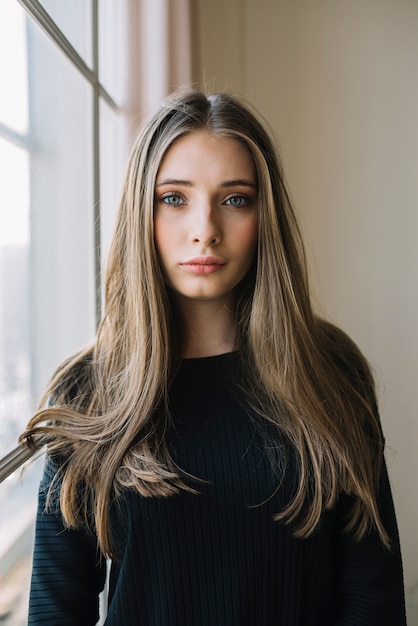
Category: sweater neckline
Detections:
[{"x1": 181, "y1": 351, "x2": 238, "y2": 363}]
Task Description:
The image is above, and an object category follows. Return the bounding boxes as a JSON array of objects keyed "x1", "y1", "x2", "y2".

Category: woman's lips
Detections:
[{"x1": 180, "y1": 256, "x2": 226, "y2": 275}]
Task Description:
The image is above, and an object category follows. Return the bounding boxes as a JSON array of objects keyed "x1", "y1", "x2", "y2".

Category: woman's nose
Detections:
[{"x1": 191, "y1": 205, "x2": 221, "y2": 246}]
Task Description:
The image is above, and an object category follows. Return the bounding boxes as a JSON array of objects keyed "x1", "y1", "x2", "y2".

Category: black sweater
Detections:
[{"x1": 28, "y1": 353, "x2": 406, "y2": 625}]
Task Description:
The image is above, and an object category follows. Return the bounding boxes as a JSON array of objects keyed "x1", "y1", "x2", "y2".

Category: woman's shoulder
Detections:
[{"x1": 316, "y1": 318, "x2": 376, "y2": 405}]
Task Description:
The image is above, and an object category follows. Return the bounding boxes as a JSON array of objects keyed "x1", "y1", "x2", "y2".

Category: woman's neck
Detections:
[{"x1": 176, "y1": 297, "x2": 237, "y2": 359}]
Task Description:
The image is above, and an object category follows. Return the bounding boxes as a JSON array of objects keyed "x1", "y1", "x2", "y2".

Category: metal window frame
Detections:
[{"x1": 0, "y1": 121, "x2": 32, "y2": 150}]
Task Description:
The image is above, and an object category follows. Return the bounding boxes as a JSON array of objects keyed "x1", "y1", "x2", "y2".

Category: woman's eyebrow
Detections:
[
  {"x1": 155, "y1": 178, "x2": 257, "y2": 188},
  {"x1": 156, "y1": 179, "x2": 192, "y2": 187},
  {"x1": 220, "y1": 179, "x2": 257, "y2": 189}
]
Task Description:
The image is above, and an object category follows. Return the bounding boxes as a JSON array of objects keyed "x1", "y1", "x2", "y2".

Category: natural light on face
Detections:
[{"x1": 154, "y1": 131, "x2": 258, "y2": 309}]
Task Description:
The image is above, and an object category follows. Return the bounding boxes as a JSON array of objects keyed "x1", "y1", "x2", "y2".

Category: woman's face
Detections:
[{"x1": 154, "y1": 131, "x2": 258, "y2": 309}]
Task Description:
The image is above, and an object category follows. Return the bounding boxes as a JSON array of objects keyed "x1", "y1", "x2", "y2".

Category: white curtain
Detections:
[{"x1": 125, "y1": 0, "x2": 197, "y2": 132}]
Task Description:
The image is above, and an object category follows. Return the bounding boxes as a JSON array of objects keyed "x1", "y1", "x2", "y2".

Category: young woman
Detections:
[{"x1": 22, "y1": 88, "x2": 406, "y2": 625}]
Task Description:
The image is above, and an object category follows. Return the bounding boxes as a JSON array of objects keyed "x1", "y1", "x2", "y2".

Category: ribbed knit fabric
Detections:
[{"x1": 28, "y1": 353, "x2": 406, "y2": 625}]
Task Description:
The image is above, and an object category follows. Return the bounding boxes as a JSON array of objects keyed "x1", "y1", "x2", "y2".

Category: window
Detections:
[{"x1": 0, "y1": 1, "x2": 129, "y2": 621}]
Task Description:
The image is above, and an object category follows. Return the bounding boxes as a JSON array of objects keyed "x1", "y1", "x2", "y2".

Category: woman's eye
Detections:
[
  {"x1": 224, "y1": 194, "x2": 249, "y2": 207},
  {"x1": 161, "y1": 193, "x2": 185, "y2": 206}
]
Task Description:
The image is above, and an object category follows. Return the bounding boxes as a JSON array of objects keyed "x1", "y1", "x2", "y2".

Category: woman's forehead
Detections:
[{"x1": 156, "y1": 131, "x2": 257, "y2": 184}]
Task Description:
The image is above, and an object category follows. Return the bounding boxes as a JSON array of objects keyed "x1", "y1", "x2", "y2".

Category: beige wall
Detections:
[{"x1": 196, "y1": 0, "x2": 418, "y2": 621}]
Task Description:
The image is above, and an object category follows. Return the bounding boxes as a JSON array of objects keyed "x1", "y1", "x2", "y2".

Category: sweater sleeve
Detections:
[
  {"x1": 320, "y1": 322, "x2": 407, "y2": 623},
  {"x1": 28, "y1": 455, "x2": 106, "y2": 626},
  {"x1": 334, "y1": 458, "x2": 407, "y2": 626}
]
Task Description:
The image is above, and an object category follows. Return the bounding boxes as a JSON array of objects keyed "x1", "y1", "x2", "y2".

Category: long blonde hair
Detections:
[{"x1": 21, "y1": 88, "x2": 388, "y2": 555}]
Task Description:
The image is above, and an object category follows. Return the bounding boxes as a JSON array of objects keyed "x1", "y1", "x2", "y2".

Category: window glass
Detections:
[
  {"x1": 39, "y1": 0, "x2": 93, "y2": 67},
  {"x1": 0, "y1": 0, "x2": 29, "y2": 133},
  {"x1": 0, "y1": 459, "x2": 42, "y2": 622},
  {"x1": 0, "y1": 140, "x2": 30, "y2": 453},
  {"x1": 0, "y1": 2, "x2": 130, "y2": 623},
  {"x1": 0, "y1": 10, "x2": 97, "y2": 621},
  {"x1": 27, "y1": 16, "x2": 96, "y2": 400}
]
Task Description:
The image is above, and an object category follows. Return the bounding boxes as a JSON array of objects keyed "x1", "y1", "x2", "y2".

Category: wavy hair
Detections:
[{"x1": 21, "y1": 88, "x2": 388, "y2": 555}]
